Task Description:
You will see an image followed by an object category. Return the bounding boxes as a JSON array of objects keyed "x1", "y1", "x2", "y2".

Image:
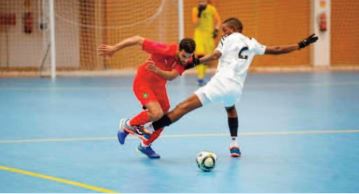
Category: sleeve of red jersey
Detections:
[{"x1": 142, "y1": 39, "x2": 175, "y2": 56}]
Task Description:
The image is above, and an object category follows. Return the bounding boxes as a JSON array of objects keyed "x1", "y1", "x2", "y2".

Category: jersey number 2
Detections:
[{"x1": 238, "y1": 47, "x2": 248, "y2": 59}]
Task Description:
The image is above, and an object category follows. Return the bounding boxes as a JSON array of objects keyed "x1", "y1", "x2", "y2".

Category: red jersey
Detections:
[{"x1": 135, "y1": 39, "x2": 187, "y2": 86}]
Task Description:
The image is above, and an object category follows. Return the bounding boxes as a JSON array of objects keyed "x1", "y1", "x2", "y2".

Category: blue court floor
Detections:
[{"x1": 0, "y1": 72, "x2": 359, "y2": 193}]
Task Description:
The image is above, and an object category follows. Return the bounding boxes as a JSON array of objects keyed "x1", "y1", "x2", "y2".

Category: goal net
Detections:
[
  {"x1": 1, "y1": 0, "x2": 358, "y2": 77},
  {"x1": 0, "y1": 0, "x2": 179, "y2": 77}
]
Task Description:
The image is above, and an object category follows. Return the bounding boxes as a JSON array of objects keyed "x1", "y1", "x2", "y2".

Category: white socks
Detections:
[{"x1": 230, "y1": 137, "x2": 238, "y2": 148}]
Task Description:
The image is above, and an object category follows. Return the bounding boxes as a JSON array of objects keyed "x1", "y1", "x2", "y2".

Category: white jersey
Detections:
[
  {"x1": 194, "y1": 32, "x2": 266, "y2": 107},
  {"x1": 215, "y1": 32, "x2": 266, "y2": 85}
]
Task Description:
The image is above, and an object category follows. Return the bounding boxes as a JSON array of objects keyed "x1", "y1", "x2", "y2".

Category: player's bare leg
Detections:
[
  {"x1": 167, "y1": 94, "x2": 202, "y2": 122},
  {"x1": 138, "y1": 95, "x2": 202, "y2": 159},
  {"x1": 147, "y1": 94, "x2": 203, "y2": 132}
]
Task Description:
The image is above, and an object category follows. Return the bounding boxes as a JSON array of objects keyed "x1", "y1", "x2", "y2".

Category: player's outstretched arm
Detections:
[
  {"x1": 199, "y1": 50, "x2": 222, "y2": 64},
  {"x1": 97, "y1": 35, "x2": 145, "y2": 57},
  {"x1": 264, "y1": 44, "x2": 299, "y2": 55},
  {"x1": 265, "y1": 34, "x2": 318, "y2": 55}
]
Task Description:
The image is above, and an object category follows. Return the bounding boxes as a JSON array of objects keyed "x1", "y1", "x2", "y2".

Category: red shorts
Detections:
[{"x1": 133, "y1": 80, "x2": 170, "y2": 113}]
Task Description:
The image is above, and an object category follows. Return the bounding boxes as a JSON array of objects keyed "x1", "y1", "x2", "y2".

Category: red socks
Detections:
[
  {"x1": 129, "y1": 111, "x2": 164, "y2": 146},
  {"x1": 143, "y1": 128, "x2": 164, "y2": 146},
  {"x1": 129, "y1": 111, "x2": 150, "y2": 126}
]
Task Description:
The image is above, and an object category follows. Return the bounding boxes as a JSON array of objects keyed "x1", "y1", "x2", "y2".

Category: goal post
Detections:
[
  {"x1": 178, "y1": 0, "x2": 185, "y2": 41},
  {"x1": 49, "y1": 0, "x2": 56, "y2": 79}
]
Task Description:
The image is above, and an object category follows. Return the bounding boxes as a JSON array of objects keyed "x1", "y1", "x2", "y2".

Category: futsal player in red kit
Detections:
[{"x1": 97, "y1": 36, "x2": 198, "y2": 159}]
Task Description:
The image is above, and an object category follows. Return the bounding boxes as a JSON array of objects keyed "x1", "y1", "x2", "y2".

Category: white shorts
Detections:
[{"x1": 194, "y1": 74, "x2": 243, "y2": 107}]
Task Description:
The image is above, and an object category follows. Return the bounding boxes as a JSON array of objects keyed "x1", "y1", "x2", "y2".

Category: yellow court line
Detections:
[{"x1": 0, "y1": 165, "x2": 117, "y2": 193}]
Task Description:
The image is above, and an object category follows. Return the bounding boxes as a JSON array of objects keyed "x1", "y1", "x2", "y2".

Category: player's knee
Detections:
[
  {"x1": 149, "y1": 109, "x2": 164, "y2": 121},
  {"x1": 226, "y1": 106, "x2": 237, "y2": 117},
  {"x1": 227, "y1": 110, "x2": 237, "y2": 117}
]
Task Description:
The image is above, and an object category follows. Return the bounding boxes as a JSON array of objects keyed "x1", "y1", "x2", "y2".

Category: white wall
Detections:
[
  {"x1": 0, "y1": 0, "x2": 44, "y2": 67},
  {"x1": 0, "y1": 0, "x2": 80, "y2": 68}
]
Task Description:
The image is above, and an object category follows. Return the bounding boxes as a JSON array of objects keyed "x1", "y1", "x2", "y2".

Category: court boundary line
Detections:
[
  {"x1": 0, "y1": 165, "x2": 117, "y2": 193},
  {"x1": 1, "y1": 80, "x2": 359, "y2": 91},
  {"x1": 1, "y1": 66, "x2": 359, "y2": 78},
  {"x1": 0, "y1": 129, "x2": 358, "y2": 144}
]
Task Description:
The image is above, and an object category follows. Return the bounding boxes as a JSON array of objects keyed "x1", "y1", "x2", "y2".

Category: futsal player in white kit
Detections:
[{"x1": 123, "y1": 17, "x2": 318, "y2": 158}]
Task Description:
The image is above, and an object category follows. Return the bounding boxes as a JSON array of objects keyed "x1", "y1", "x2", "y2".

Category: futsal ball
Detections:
[{"x1": 196, "y1": 151, "x2": 217, "y2": 172}]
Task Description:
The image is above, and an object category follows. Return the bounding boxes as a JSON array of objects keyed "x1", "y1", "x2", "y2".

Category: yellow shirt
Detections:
[{"x1": 192, "y1": 4, "x2": 220, "y2": 33}]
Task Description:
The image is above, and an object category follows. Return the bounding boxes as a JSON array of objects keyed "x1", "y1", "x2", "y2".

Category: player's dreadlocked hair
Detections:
[
  {"x1": 179, "y1": 38, "x2": 196, "y2": 53},
  {"x1": 223, "y1": 17, "x2": 243, "y2": 33}
]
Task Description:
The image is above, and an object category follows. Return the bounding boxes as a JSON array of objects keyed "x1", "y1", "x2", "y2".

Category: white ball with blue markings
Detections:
[{"x1": 196, "y1": 151, "x2": 217, "y2": 172}]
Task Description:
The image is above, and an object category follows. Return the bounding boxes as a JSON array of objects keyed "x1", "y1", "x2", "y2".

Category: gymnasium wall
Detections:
[
  {"x1": 331, "y1": 0, "x2": 359, "y2": 66},
  {"x1": 0, "y1": 0, "x2": 43, "y2": 68},
  {"x1": 1, "y1": 0, "x2": 358, "y2": 70},
  {"x1": 183, "y1": 0, "x2": 311, "y2": 68},
  {"x1": 104, "y1": 0, "x2": 312, "y2": 69},
  {"x1": 0, "y1": 0, "x2": 80, "y2": 68},
  {"x1": 103, "y1": 0, "x2": 179, "y2": 69}
]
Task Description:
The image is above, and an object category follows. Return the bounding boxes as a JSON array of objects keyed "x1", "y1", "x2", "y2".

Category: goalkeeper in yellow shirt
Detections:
[{"x1": 192, "y1": 0, "x2": 221, "y2": 86}]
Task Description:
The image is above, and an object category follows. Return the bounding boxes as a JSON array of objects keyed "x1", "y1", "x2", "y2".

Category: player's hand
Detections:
[
  {"x1": 97, "y1": 44, "x2": 116, "y2": 57},
  {"x1": 298, "y1": 34, "x2": 318, "y2": 49},
  {"x1": 193, "y1": 56, "x2": 201, "y2": 65},
  {"x1": 197, "y1": 5, "x2": 206, "y2": 18},
  {"x1": 185, "y1": 56, "x2": 201, "y2": 70},
  {"x1": 146, "y1": 62, "x2": 159, "y2": 73},
  {"x1": 212, "y1": 29, "x2": 219, "y2": 39}
]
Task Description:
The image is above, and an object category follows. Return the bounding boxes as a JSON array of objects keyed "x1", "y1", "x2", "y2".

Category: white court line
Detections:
[
  {"x1": 1, "y1": 81, "x2": 359, "y2": 91},
  {"x1": 248, "y1": 81, "x2": 359, "y2": 88},
  {"x1": 0, "y1": 129, "x2": 359, "y2": 144}
]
